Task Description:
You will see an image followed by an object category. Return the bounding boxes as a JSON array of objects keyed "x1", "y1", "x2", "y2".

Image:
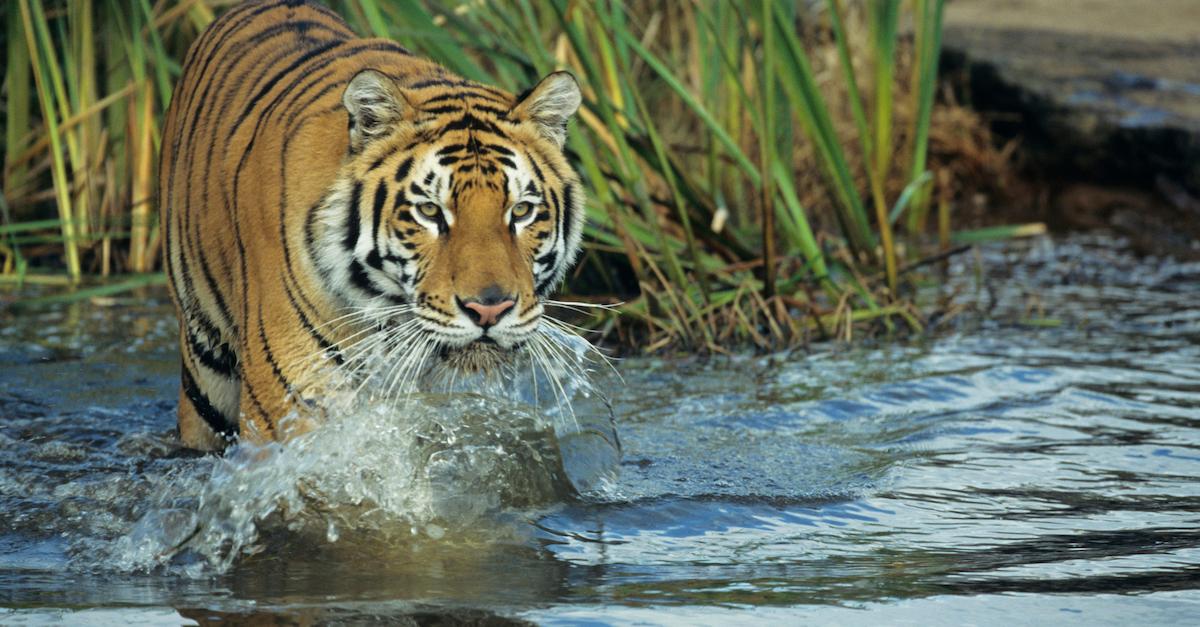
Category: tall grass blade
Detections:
[
  {"x1": 6, "y1": 7, "x2": 34, "y2": 204},
  {"x1": 888, "y1": 171, "x2": 934, "y2": 225},
  {"x1": 826, "y1": 0, "x2": 873, "y2": 178},
  {"x1": 136, "y1": 0, "x2": 175, "y2": 109},
  {"x1": 866, "y1": 0, "x2": 899, "y2": 295},
  {"x1": 758, "y1": 0, "x2": 778, "y2": 301},
  {"x1": 18, "y1": 0, "x2": 81, "y2": 282},
  {"x1": 907, "y1": 0, "x2": 946, "y2": 234}
]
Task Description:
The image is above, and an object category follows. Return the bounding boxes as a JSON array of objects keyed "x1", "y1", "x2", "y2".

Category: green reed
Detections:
[{"x1": 3, "y1": 0, "x2": 971, "y2": 349}]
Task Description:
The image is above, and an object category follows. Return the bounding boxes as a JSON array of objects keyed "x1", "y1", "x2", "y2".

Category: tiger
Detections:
[{"x1": 159, "y1": 0, "x2": 586, "y2": 451}]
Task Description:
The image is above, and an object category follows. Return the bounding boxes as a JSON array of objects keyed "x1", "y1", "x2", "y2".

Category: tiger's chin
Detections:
[{"x1": 437, "y1": 339, "x2": 517, "y2": 375}]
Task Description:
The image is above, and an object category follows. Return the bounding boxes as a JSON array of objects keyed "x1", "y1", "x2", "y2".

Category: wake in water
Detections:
[{"x1": 102, "y1": 319, "x2": 620, "y2": 575}]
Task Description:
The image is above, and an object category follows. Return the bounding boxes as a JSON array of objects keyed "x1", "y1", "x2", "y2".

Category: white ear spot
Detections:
[
  {"x1": 343, "y1": 69, "x2": 406, "y2": 153},
  {"x1": 512, "y1": 71, "x2": 582, "y2": 148}
]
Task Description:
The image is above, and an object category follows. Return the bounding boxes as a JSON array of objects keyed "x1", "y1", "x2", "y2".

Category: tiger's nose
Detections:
[{"x1": 457, "y1": 286, "x2": 516, "y2": 328}]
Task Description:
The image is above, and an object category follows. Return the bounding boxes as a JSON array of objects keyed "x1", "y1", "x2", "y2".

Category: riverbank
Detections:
[{"x1": 942, "y1": 0, "x2": 1200, "y2": 259}]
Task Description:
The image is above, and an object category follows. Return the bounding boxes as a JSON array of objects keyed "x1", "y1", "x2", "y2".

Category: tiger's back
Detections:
[{"x1": 161, "y1": 0, "x2": 585, "y2": 450}]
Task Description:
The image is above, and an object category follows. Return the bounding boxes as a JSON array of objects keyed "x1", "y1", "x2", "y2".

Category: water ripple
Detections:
[{"x1": 1, "y1": 234, "x2": 1199, "y2": 622}]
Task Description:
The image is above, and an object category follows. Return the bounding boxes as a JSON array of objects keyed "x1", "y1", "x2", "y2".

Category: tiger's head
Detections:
[{"x1": 312, "y1": 69, "x2": 585, "y2": 373}]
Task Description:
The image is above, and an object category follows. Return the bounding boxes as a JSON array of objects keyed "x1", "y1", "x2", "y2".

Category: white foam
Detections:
[{"x1": 106, "y1": 330, "x2": 619, "y2": 574}]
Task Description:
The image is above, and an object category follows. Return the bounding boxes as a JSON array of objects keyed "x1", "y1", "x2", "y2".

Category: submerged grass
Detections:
[{"x1": 1, "y1": 0, "x2": 1020, "y2": 351}]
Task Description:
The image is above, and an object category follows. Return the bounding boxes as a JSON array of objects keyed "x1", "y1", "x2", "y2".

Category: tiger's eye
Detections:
[
  {"x1": 511, "y1": 202, "x2": 534, "y2": 220},
  {"x1": 417, "y1": 203, "x2": 441, "y2": 219}
]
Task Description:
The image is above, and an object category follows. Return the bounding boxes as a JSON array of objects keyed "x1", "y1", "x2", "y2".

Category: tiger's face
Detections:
[{"x1": 312, "y1": 70, "x2": 584, "y2": 371}]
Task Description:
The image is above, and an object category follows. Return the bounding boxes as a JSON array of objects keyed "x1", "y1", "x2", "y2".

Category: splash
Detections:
[{"x1": 104, "y1": 328, "x2": 620, "y2": 575}]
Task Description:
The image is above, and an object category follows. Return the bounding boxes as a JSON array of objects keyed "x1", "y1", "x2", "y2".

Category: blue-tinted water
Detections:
[{"x1": 1, "y1": 234, "x2": 1198, "y2": 625}]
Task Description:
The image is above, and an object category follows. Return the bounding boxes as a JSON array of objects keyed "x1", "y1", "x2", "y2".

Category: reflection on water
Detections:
[{"x1": 1, "y1": 233, "x2": 1199, "y2": 623}]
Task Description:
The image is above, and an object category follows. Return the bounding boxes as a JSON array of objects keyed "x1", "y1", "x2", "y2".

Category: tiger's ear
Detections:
[
  {"x1": 343, "y1": 69, "x2": 407, "y2": 153},
  {"x1": 511, "y1": 71, "x2": 581, "y2": 149}
]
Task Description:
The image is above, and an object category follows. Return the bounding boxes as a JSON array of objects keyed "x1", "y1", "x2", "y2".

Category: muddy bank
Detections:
[{"x1": 941, "y1": 0, "x2": 1200, "y2": 258}]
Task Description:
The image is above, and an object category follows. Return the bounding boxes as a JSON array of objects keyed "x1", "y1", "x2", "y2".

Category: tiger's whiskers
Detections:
[{"x1": 294, "y1": 299, "x2": 611, "y2": 439}]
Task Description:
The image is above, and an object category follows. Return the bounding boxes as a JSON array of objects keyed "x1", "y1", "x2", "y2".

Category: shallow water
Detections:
[{"x1": 2, "y1": 234, "x2": 1199, "y2": 625}]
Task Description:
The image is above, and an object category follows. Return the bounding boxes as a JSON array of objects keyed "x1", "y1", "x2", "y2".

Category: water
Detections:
[{"x1": 1, "y1": 234, "x2": 1198, "y2": 624}]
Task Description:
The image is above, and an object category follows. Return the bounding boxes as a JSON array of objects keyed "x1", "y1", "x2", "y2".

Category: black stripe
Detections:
[
  {"x1": 473, "y1": 104, "x2": 509, "y2": 117},
  {"x1": 304, "y1": 199, "x2": 323, "y2": 260},
  {"x1": 344, "y1": 180, "x2": 363, "y2": 251},
  {"x1": 527, "y1": 154, "x2": 545, "y2": 182},
  {"x1": 508, "y1": 315, "x2": 541, "y2": 331},
  {"x1": 282, "y1": 275, "x2": 344, "y2": 365},
  {"x1": 442, "y1": 113, "x2": 505, "y2": 136},
  {"x1": 421, "y1": 105, "x2": 462, "y2": 115},
  {"x1": 196, "y1": 250, "x2": 235, "y2": 328},
  {"x1": 393, "y1": 192, "x2": 413, "y2": 212},
  {"x1": 291, "y1": 0, "x2": 360, "y2": 31},
  {"x1": 529, "y1": 144, "x2": 561, "y2": 179},
  {"x1": 258, "y1": 303, "x2": 291, "y2": 391},
  {"x1": 349, "y1": 259, "x2": 384, "y2": 296},
  {"x1": 207, "y1": 21, "x2": 342, "y2": 147},
  {"x1": 181, "y1": 367, "x2": 238, "y2": 439},
  {"x1": 417, "y1": 93, "x2": 465, "y2": 105},
  {"x1": 241, "y1": 377, "x2": 273, "y2": 425},
  {"x1": 370, "y1": 179, "x2": 388, "y2": 251},
  {"x1": 488, "y1": 144, "x2": 515, "y2": 157},
  {"x1": 536, "y1": 275, "x2": 557, "y2": 296},
  {"x1": 425, "y1": 303, "x2": 456, "y2": 318},
  {"x1": 366, "y1": 151, "x2": 391, "y2": 172},
  {"x1": 562, "y1": 183, "x2": 578, "y2": 245},
  {"x1": 536, "y1": 186, "x2": 563, "y2": 297},
  {"x1": 410, "y1": 77, "x2": 462, "y2": 89},
  {"x1": 417, "y1": 313, "x2": 454, "y2": 327},
  {"x1": 394, "y1": 156, "x2": 414, "y2": 181},
  {"x1": 188, "y1": 331, "x2": 238, "y2": 376}
]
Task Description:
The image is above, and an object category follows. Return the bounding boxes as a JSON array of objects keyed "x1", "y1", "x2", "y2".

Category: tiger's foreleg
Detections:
[{"x1": 234, "y1": 297, "x2": 330, "y2": 445}]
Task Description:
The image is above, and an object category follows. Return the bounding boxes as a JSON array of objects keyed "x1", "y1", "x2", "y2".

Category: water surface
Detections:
[{"x1": 1, "y1": 234, "x2": 1198, "y2": 624}]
